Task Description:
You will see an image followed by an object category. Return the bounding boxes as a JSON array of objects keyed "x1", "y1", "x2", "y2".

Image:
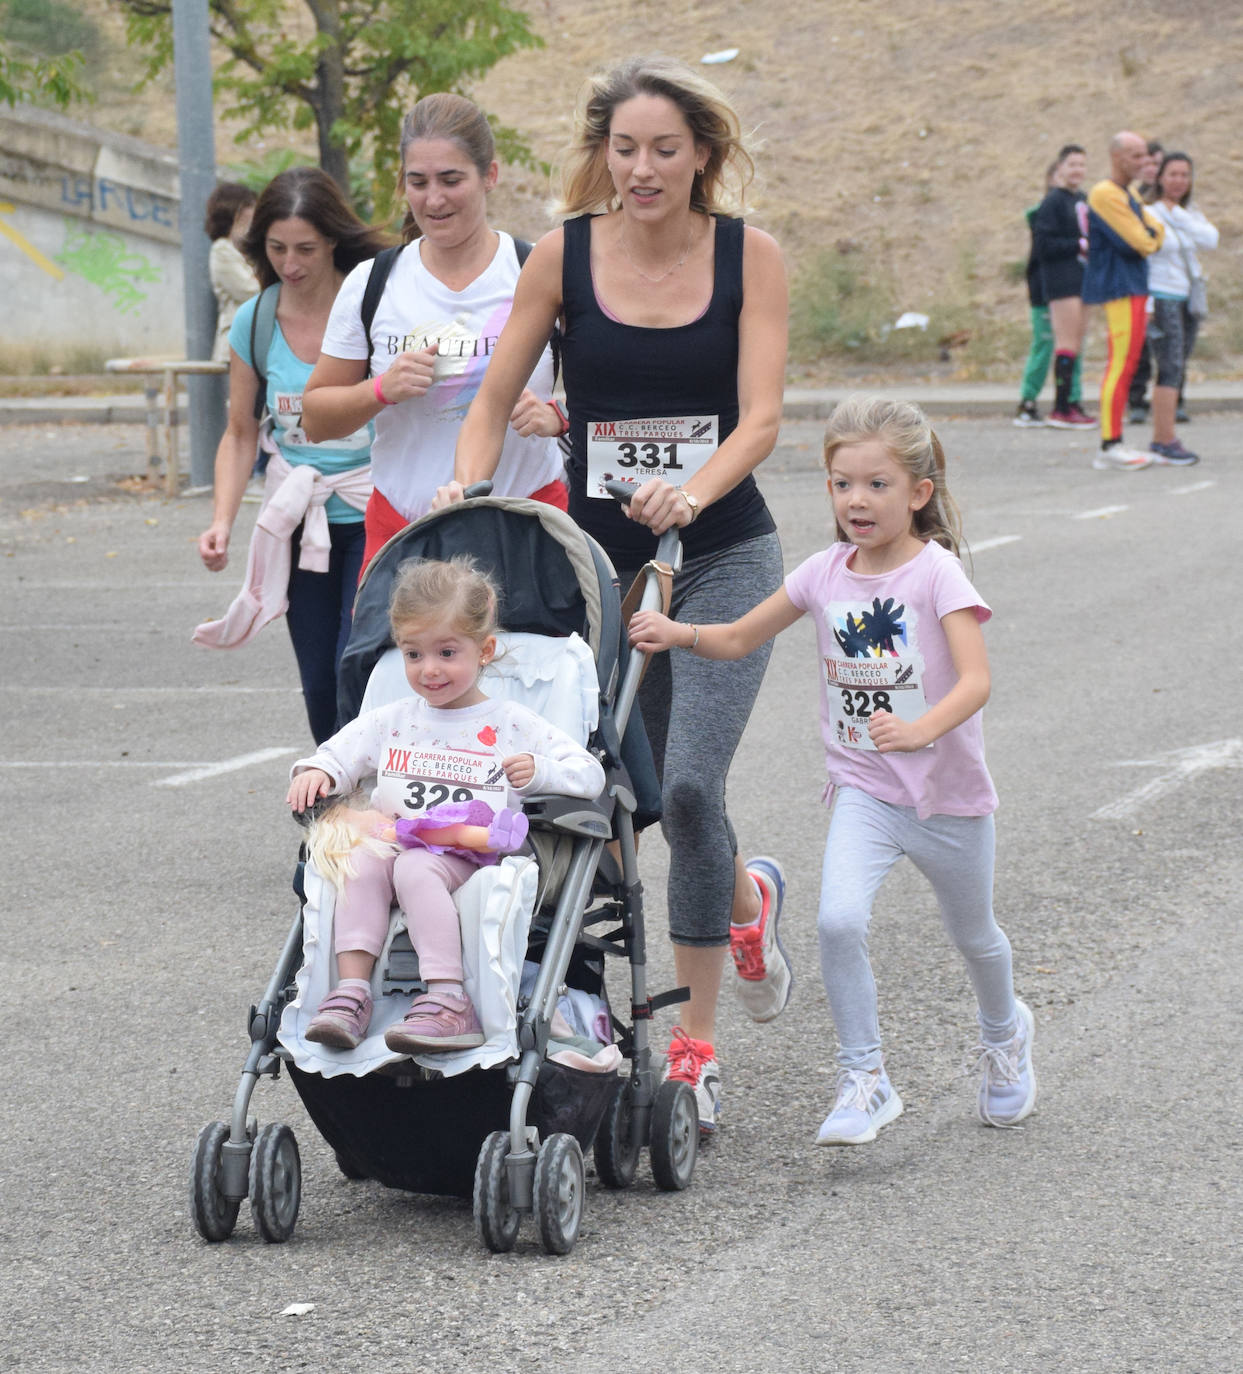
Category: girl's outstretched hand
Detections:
[
  {"x1": 287, "y1": 768, "x2": 333, "y2": 812},
  {"x1": 867, "y1": 710, "x2": 927, "y2": 754},
  {"x1": 629, "y1": 611, "x2": 684, "y2": 655}
]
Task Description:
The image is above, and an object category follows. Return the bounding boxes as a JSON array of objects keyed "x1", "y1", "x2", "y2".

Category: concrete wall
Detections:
[{"x1": 0, "y1": 106, "x2": 187, "y2": 364}]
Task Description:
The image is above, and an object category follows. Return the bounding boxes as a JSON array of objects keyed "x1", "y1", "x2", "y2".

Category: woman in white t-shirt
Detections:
[{"x1": 303, "y1": 93, "x2": 567, "y2": 572}]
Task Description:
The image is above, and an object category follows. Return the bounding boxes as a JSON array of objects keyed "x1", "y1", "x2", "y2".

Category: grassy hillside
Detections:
[{"x1": 48, "y1": 0, "x2": 1243, "y2": 380}]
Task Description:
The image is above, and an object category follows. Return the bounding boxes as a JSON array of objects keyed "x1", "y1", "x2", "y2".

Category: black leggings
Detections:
[
  {"x1": 617, "y1": 532, "x2": 782, "y2": 946},
  {"x1": 285, "y1": 519, "x2": 366, "y2": 743}
]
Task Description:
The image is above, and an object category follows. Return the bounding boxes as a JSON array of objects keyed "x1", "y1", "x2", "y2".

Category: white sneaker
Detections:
[
  {"x1": 1092, "y1": 445, "x2": 1153, "y2": 471},
  {"x1": 730, "y1": 857, "x2": 793, "y2": 1022},
  {"x1": 972, "y1": 999, "x2": 1037, "y2": 1127},
  {"x1": 664, "y1": 1027, "x2": 722, "y2": 1134},
  {"x1": 815, "y1": 1067, "x2": 904, "y2": 1145}
]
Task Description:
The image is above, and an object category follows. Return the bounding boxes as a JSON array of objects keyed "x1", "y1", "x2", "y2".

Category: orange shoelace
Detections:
[{"x1": 666, "y1": 1027, "x2": 714, "y2": 1082}]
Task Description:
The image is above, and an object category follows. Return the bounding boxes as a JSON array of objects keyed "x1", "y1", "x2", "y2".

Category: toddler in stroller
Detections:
[
  {"x1": 190, "y1": 489, "x2": 698, "y2": 1255},
  {"x1": 287, "y1": 554, "x2": 604, "y2": 1056}
]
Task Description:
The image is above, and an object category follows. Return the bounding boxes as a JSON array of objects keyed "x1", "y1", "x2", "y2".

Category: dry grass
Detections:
[{"x1": 74, "y1": 0, "x2": 1243, "y2": 381}]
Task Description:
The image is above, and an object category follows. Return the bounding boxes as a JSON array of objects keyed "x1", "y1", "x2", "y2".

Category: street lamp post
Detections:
[{"x1": 171, "y1": 0, "x2": 224, "y2": 488}]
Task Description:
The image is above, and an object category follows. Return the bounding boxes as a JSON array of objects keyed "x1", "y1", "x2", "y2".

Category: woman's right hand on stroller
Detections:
[{"x1": 287, "y1": 768, "x2": 333, "y2": 813}]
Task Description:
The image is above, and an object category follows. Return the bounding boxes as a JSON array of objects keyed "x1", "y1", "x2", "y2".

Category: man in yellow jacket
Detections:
[{"x1": 1082, "y1": 131, "x2": 1165, "y2": 470}]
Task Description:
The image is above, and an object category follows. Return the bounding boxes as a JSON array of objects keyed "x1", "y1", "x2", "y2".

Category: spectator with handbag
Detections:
[{"x1": 1143, "y1": 152, "x2": 1217, "y2": 465}]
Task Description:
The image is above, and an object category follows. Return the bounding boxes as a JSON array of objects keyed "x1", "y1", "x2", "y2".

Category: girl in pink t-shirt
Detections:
[{"x1": 631, "y1": 395, "x2": 1036, "y2": 1146}]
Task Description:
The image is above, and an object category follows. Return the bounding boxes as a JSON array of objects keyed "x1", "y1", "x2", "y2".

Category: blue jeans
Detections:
[{"x1": 285, "y1": 519, "x2": 365, "y2": 743}]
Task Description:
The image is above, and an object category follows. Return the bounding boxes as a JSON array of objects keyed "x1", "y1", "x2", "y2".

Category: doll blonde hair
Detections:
[
  {"x1": 306, "y1": 796, "x2": 396, "y2": 892},
  {"x1": 557, "y1": 54, "x2": 754, "y2": 217},
  {"x1": 822, "y1": 394, "x2": 963, "y2": 557}
]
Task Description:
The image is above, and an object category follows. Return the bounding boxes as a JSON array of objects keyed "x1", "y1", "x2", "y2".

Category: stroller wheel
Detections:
[
  {"x1": 249, "y1": 1123, "x2": 301, "y2": 1244},
  {"x1": 474, "y1": 1130, "x2": 521, "y2": 1253},
  {"x1": 650, "y1": 1080, "x2": 698, "y2": 1192},
  {"x1": 189, "y1": 1121, "x2": 242, "y2": 1242},
  {"x1": 533, "y1": 1133, "x2": 585, "y2": 1256},
  {"x1": 594, "y1": 1075, "x2": 640, "y2": 1190}
]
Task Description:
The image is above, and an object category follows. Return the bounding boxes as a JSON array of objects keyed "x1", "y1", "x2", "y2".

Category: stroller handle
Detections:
[
  {"x1": 463, "y1": 480, "x2": 494, "y2": 499},
  {"x1": 604, "y1": 479, "x2": 682, "y2": 569},
  {"x1": 606, "y1": 482, "x2": 682, "y2": 732}
]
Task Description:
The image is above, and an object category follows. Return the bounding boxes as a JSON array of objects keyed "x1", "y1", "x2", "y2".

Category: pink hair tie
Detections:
[{"x1": 373, "y1": 373, "x2": 395, "y2": 406}]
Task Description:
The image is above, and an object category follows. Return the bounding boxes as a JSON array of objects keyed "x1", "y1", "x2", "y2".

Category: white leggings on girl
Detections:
[
  {"x1": 818, "y1": 786, "x2": 1018, "y2": 1071},
  {"x1": 332, "y1": 847, "x2": 478, "y2": 983}
]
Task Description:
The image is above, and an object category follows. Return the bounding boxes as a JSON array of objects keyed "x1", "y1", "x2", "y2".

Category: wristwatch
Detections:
[{"x1": 680, "y1": 490, "x2": 702, "y2": 523}]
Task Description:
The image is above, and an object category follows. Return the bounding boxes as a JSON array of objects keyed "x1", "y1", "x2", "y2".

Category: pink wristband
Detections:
[{"x1": 373, "y1": 374, "x2": 394, "y2": 406}]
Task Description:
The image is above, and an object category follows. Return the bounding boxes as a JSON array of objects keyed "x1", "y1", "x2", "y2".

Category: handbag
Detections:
[
  {"x1": 1187, "y1": 274, "x2": 1208, "y2": 320},
  {"x1": 1168, "y1": 218, "x2": 1208, "y2": 318}
]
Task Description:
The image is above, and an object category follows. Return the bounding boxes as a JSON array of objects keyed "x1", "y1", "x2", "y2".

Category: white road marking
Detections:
[
  {"x1": 0, "y1": 581, "x2": 209, "y2": 590},
  {"x1": 1092, "y1": 738, "x2": 1243, "y2": 821},
  {"x1": 1074, "y1": 504, "x2": 1128, "y2": 521},
  {"x1": 1169, "y1": 480, "x2": 1216, "y2": 496},
  {"x1": 0, "y1": 748, "x2": 300, "y2": 785},
  {"x1": 969, "y1": 535, "x2": 1022, "y2": 553},
  {"x1": 4, "y1": 686, "x2": 298, "y2": 694},
  {"x1": 154, "y1": 748, "x2": 300, "y2": 788}
]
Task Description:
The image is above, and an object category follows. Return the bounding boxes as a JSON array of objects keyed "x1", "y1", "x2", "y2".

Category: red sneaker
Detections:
[
  {"x1": 729, "y1": 856, "x2": 792, "y2": 1022},
  {"x1": 1046, "y1": 408, "x2": 1093, "y2": 430},
  {"x1": 664, "y1": 1027, "x2": 721, "y2": 1133}
]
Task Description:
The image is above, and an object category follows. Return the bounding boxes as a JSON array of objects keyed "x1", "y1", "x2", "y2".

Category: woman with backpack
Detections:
[
  {"x1": 194, "y1": 166, "x2": 390, "y2": 744},
  {"x1": 302, "y1": 93, "x2": 568, "y2": 574}
]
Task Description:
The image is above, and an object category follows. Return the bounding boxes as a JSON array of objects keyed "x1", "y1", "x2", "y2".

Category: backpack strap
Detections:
[
  {"x1": 513, "y1": 236, "x2": 561, "y2": 384},
  {"x1": 362, "y1": 244, "x2": 403, "y2": 369},
  {"x1": 248, "y1": 283, "x2": 281, "y2": 420}
]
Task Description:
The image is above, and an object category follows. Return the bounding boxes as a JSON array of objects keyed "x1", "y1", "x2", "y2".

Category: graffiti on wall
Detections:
[
  {"x1": 59, "y1": 173, "x2": 176, "y2": 229},
  {"x1": 0, "y1": 201, "x2": 66, "y2": 280},
  {"x1": 55, "y1": 218, "x2": 161, "y2": 314}
]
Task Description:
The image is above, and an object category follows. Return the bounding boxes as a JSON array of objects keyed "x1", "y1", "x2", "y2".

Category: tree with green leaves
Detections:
[
  {"x1": 0, "y1": 47, "x2": 89, "y2": 109},
  {"x1": 113, "y1": 0, "x2": 544, "y2": 213},
  {"x1": 1, "y1": 0, "x2": 95, "y2": 112}
]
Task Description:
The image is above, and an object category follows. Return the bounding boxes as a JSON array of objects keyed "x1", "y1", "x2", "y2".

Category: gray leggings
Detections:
[
  {"x1": 618, "y1": 531, "x2": 783, "y2": 946},
  {"x1": 819, "y1": 786, "x2": 1018, "y2": 1070}
]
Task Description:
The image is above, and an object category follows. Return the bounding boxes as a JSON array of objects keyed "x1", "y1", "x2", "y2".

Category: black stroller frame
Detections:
[{"x1": 190, "y1": 487, "x2": 696, "y2": 1255}]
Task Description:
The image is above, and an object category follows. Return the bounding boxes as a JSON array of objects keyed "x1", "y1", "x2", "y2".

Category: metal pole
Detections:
[{"x1": 171, "y1": 0, "x2": 225, "y2": 489}]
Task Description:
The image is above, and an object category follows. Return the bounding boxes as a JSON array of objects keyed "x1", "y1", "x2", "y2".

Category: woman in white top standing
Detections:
[
  {"x1": 205, "y1": 182, "x2": 259, "y2": 363},
  {"x1": 303, "y1": 93, "x2": 567, "y2": 573},
  {"x1": 1143, "y1": 151, "x2": 1217, "y2": 465}
]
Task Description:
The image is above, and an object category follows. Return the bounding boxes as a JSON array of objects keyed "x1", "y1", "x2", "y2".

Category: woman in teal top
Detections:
[{"x1": 198, "y1": 167, "x2": 390, "y2": 741}]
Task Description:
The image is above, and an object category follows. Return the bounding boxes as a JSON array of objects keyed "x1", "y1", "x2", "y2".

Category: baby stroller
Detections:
[{"x1": 189, "y1": 485, "x2": 696, "y2": 1255}]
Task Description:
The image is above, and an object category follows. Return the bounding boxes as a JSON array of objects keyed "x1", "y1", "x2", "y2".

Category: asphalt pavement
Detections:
[{"x1": 1, "y1": 406, "x2": 1240, "y2": 1372}]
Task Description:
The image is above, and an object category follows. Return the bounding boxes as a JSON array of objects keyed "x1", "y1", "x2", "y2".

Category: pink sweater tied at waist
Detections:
[{"x1": 192, "y1": 452, "x2": 372, "y2": 650}]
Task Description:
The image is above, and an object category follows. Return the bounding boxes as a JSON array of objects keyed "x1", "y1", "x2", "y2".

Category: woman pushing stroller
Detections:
[{"x1": 286, "y1": 555, "x2": 604, "y2": 1054}]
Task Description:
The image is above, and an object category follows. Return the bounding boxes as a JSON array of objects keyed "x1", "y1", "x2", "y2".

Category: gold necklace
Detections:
[{"x1": 619, "y1": 220, "x2": 695, "y2": 283}]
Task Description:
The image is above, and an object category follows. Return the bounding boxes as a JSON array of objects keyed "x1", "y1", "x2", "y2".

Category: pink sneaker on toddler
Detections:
[
  {"x1": 384, "y1": 990, "x2": 485, "y2": 1054},
  {"x1": 305, "y1": 983, "x2": 373, "y2": 1050}
]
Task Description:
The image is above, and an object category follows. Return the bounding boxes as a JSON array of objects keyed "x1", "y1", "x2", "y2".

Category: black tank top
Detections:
[{"x1": 560, "y1": 213, "x2": 775, "y2": 562}]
